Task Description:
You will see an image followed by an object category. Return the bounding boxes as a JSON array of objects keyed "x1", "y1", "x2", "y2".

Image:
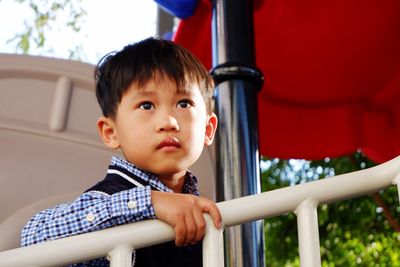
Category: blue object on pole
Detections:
[{"x1": 154, "y1": 0, "x2": 199, "y2": 19}]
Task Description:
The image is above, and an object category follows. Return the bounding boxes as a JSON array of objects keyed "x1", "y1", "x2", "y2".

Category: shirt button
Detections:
[
  {"x1": 86, "y1": 213, "x2": 95, "y2": 222},
  {"x1": 127, "y1": 200, "x2": 137, "y2": 209}
]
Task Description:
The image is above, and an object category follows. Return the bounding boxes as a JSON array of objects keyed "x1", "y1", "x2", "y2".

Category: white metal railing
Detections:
[{"x1": 1, "y1": 155, "x2": 400, "y2": 267}]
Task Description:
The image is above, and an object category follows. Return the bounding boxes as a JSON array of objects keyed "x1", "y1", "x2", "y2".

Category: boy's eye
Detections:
[
  {"x1": 138, "y1": 102, "x2": 154, "y2": 110},
  {"x1": 177, "y1": 99, "x2": 193, "y2": 109}
]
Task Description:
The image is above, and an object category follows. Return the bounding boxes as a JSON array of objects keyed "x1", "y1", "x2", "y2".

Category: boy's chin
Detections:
[
  {"x1": 157, "y1": 168, "x2": 186, "y2": 176},
  {"x1": 153, "y1": 166, "x2": 189, "y2": 178}
]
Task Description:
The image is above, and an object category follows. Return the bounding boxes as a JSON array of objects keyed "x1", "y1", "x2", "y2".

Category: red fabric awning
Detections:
[{"x1": 173, "y1": 0, "x2": 400, "y2": 163}]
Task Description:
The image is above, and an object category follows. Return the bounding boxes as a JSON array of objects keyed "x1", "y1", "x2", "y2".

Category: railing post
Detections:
[
  {"x1": 107, "y1": 244, "x2": 134, "y2": 267},
  {"x1": 202, "y1": 214, "x2": 225, "y2": 267},
  {"x1": 294, "y1": 198, "x2": 321, "y2": 267}
]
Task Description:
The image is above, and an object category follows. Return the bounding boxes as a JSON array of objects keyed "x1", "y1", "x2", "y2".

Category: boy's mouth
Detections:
[{"x1": 157, "y1": 137, "x2": 181, "y2": 149}]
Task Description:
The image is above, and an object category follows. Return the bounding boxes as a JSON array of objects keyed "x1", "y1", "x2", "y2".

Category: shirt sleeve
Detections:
[{"x1": 21, "y1": 185, "x2": 156, "y2": 247}]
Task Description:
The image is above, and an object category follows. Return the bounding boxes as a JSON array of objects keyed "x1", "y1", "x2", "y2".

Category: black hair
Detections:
[{"x1": 95, "y1": 37, "x2": 214, "y2": 118}]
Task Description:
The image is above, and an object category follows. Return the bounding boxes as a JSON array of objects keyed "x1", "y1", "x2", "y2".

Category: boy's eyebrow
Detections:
[
  {"x1": 133, "y1": 88, "x2": 194, "y2": 98},
  {"x1": 176, "y1": 90, "x2": 194, "y2": 97},
  {"x1": 133, "y1": 90, "x2": 157, "y2": 97}
]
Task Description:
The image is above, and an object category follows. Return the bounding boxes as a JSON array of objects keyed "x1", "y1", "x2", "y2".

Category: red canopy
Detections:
[{"x1": 173, "y1": 0, "x2": 400, "y2": 163}]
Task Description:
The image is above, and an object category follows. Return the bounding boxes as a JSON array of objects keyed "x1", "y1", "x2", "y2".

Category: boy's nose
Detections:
[{"x1": 157, "y1": 115, "x2": 180, "y2": 132}]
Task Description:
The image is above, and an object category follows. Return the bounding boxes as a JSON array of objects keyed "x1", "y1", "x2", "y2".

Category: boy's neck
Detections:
[{"x1": 158, "y1": 172, "x2": 186, "y2": 193}]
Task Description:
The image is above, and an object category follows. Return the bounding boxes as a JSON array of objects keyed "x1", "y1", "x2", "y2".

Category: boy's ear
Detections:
[
  {"x1": 204, "y1": 113, "x2": 218, "y2": 146},
  {"x1": 97, "y1": 117, "x2": 120, "y2": 149}
]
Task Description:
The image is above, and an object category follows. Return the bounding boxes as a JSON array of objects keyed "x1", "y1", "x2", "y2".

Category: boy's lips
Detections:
[{"x1": 157, "y1": 137, "x2": 181, "y2": 149}]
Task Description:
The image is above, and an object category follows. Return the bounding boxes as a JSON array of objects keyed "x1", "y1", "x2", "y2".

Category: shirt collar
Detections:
[{"x1": 110, "y1": 156, "x2": 199, "y2": 195}]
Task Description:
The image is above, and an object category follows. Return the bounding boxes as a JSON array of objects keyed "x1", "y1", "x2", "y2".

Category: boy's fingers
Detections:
[
  {"x1": 192, "y1": 208, "x2": 206, "y2": 243},
  {"x1": 184, "y1": 214, "x2": 197, "y2": 245},
  {"x1": 174, "y1": 218, "x2": 186, "y2": 246}
]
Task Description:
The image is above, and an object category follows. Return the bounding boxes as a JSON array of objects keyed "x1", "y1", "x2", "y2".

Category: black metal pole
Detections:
[{"x1": 211, "y1": 0, "x2": 265, "y2": 266}]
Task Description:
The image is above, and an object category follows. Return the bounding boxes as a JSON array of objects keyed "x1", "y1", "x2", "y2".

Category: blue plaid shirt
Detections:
[{"x1": 21, "y1": 156, "x2": 200, "y2": 265}]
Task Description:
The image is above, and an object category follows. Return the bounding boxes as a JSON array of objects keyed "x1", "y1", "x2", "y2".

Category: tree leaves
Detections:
[
  {"x1": 262, "y1": 152, "x2": 400, "y2": 266},
  {"x1": 5, "y1": 0, "x2": 87, "y2": 55}
]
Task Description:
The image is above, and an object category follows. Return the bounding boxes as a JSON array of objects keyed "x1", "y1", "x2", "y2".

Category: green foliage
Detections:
[
  {"x1": 261, "y1": 152, "x2": 400, "y2": 266},
  {"x1": 4, "y1": 0, "x2": 86, "y2": 56}
]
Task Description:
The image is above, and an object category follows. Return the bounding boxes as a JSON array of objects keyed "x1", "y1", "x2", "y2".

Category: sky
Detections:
[{"x1": 0, "y1": 0, "x2": 158, "y2": 64}]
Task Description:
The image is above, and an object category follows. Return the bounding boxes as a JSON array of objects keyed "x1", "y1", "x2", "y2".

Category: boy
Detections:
[{"x1": 21, "y1": 37, "x2": 222, "y2": 266}]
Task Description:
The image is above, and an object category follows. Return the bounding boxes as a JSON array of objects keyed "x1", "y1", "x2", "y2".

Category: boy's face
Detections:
[{"x1": 98, "y1": 76, "x2": 217, "y2": 180}]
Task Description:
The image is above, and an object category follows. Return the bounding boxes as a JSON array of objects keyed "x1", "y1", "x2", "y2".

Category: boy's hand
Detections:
[{"x1": 151, "y1": 191, "x2": 222, "y2": 246}]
